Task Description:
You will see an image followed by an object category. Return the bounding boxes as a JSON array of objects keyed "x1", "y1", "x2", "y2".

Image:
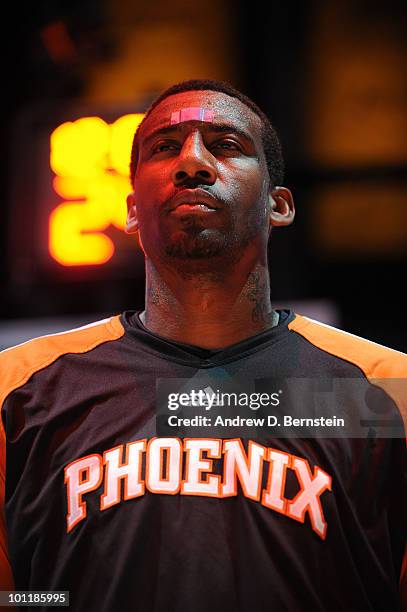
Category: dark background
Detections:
[{"x1": 1, "y1": 0, "x2": 406, "y2": 350}]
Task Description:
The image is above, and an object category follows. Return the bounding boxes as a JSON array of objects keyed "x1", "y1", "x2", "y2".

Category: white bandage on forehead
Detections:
[{"x1": 170, "y1": 107, "x2": 215, "y2": 125}]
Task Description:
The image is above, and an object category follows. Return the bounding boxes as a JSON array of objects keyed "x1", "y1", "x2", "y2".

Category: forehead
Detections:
[{"x1": 139, "y1": 90, "x2": 262, "y2": 143}]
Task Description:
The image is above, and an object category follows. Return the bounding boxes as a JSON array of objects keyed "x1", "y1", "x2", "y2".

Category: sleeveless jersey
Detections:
[{"x1": 1, "y1": 310, "x2": 406, "y2": 611}]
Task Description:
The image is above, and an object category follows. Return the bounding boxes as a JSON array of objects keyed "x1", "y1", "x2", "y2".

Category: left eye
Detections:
[{"x1": 213, "y1": 142, "x2": 239, "y2": 150}]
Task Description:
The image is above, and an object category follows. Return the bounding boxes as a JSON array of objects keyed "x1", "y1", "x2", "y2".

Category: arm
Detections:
[
  {"x1": 401, "y1": 546, "x2": 407, "y2": 610},
  {"x1": 0, "y1": 423, "x2": 14, "y2": 590}
]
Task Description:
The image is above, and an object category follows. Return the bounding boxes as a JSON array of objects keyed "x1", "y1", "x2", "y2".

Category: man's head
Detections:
[
  {"x1": 130, "y1": 80, "x2": 285, "y2": 188},
  {"x1": 126, "y1": 79, "x2": 294, "y2": 270}
]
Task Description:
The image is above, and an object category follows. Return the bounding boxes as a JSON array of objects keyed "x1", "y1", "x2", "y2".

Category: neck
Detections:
[{"x1": 140, "y1": 253, "x2": 278, "y2": 349}]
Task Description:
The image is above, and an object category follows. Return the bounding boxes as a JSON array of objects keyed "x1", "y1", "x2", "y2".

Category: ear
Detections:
[
  {"x1": 125, "y1": 192, "x2": 139, "y2": 235},
  {"x1": 268, "y1": 186, "x2": 295, "y2": 230}
]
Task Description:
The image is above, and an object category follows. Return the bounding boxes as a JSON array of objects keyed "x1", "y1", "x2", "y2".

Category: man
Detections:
[{"x1": 1, "y1": 79, "x2": 406, "y2": 611}]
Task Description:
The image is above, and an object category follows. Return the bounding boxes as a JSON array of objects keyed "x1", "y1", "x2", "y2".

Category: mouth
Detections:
[
  {"x1": 171, "y1": 202, "x2": 218, "y2": 214},
  {"x1": 167, "y1": 188, "x2": 221, "y2": 214}
]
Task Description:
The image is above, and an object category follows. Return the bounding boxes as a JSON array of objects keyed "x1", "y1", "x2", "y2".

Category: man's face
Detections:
[{"x1": 127, "y1": 90, "x2": 272, "y2": 268}]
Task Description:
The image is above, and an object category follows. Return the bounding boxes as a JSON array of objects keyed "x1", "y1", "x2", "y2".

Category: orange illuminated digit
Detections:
[{"x1": 49, "y1": 113, "x2": 144, "y2": 266}]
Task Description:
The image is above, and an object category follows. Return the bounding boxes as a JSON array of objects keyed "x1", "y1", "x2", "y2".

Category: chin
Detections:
[
  {"x1": 161, "y1": 231, "x2": 248, "y2": 275},
  {"x1": 163, "y1": 229, "x2": 229, "y2": 259}
]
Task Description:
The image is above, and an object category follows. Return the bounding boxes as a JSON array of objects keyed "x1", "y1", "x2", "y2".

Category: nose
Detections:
[{"x1": 171, "y1": 130, "x2": 217, "y2": 187}]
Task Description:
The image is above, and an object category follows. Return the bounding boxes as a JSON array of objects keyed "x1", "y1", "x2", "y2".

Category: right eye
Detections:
[{"x1": 152, "y1": 143, "x2": 179, "y2": 154}]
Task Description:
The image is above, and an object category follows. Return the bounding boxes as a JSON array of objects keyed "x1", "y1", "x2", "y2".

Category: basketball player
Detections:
[{"x1": 1, "y1": 79, "x2": 406, "y2": 611}]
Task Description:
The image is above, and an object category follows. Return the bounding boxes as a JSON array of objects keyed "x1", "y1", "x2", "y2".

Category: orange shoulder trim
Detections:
[
  {"x1": 0, "y1": 314, "x2": 125, "y2": 584},
  {"x1": 288, "y1": 315, "x2": 407, "y2": 435},
  {"x1": 0, "y1": 315, "x2": 125, "y2": 411}
]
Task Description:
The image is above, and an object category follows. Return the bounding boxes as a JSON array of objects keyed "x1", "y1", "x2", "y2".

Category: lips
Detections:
[{"x1": 167, "y1": 188, "x2": 221, "y2": 212}]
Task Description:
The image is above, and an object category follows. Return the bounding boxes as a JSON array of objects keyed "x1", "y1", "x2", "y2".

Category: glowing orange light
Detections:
[{"x1": 49, "y1": 113, "x2": 144, "y2": 266}]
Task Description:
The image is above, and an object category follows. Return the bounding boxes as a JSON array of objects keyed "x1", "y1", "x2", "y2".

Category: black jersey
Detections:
[{"x1": 1, "y1": 310, "x2": 406, "y2": 611}]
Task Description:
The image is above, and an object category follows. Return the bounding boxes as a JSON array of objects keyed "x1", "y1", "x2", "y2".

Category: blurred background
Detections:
[{"x1": 1, "y1": 0, "x2": 406, "y2": 351}]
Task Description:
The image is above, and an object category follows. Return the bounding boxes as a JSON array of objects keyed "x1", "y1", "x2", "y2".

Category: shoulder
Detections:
[
  {"x1": 288, "y1": 314, "x2": 407, "y2": 378},
  {"x1": 0, "y1": 315, "x2": 125, "y2": 406},
  {"x1": 289, "y1": 314, "x2": 407, "y2": 432}
]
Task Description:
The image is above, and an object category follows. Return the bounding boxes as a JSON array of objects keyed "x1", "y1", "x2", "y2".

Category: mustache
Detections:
[{"x1": 161, "y1": 188, "x2": 227, "y2": 212}]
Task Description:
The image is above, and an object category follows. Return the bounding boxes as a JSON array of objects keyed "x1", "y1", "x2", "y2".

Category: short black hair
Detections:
[{"x1": 129, "y1": 78, "x2": 284, "y2": 187}]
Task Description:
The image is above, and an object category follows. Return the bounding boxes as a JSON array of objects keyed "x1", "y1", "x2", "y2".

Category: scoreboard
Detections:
[
  {"x1": 49, "y1": 113, "x2": 143, "y2": 266},
  {"x1": 8, "y1": 104, "x2": 147, "y2": 285}
]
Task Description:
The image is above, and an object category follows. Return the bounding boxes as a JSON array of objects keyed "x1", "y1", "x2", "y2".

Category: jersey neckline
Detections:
[{"x1": 120, "y1": 309, "x2": 296, "y2": 367}]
